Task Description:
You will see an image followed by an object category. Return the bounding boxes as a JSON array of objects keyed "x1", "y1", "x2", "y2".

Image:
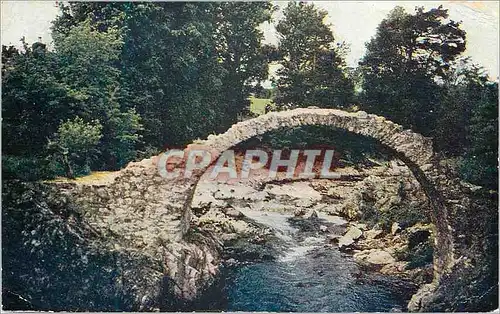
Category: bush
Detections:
[
  {"x1": 358, "y1": 199, "x2": 430, "y2": 233},
  {"x1": 460, "y1": 157, "x2": 498, "y2": 190},
  {"x1": 403, "y1": 240, "x2": 434, "y2": 270},
  {"x1": 381, "y1": 204, "x2": 430, "y2": 232},
  {"x1": 47, "y1": 117, "x2": 103, "y2": 178},
  {"x1": 2, "y1": 155, "x2": 62, "y2": 181}
]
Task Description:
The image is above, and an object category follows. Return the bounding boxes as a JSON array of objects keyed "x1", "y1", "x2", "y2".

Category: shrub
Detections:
[
  {"x1": 47, "y1": 117, "x2": 103, "y2": 178},
  {"x1": 2, "y1": 155, "x2": 62, "y2": 181}
]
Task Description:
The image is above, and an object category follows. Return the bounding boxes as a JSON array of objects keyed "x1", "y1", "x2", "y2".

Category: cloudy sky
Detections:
[{"x1": 2, "y1": 1, "x2": 498, "y2": 79}]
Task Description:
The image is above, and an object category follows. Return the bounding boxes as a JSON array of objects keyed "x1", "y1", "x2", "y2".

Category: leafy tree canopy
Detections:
[{"x1": 274, "y1": 2, "x2": 354, "y2": 109}]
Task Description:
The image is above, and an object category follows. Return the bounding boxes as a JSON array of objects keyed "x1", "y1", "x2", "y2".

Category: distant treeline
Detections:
[{"x1": 2, "y1": 2, "x2": 497, "y2": 189}]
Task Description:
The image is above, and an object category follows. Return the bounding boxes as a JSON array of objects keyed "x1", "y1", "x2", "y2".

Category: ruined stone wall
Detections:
[{"x1": 43, "y1": 159, "x2": 220, "y2": 309}]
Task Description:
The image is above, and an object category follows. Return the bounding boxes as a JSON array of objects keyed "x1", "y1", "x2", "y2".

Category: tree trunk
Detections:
[{"x1": 62, "y1": 153, "x2": 75, "y2": 180}]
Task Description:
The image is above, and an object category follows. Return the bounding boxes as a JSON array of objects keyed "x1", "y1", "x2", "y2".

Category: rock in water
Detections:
[
  {"x1": 306, "y1": 209, "x2": 318, "y2": 219},
  {"x1": 338, "y1": 236, "x2": 355, "y2": 251},
  {"x1": 294, "y1": 208, "x2": 306, "y2": 217},
  {"x1": 345, "y1": 226, "x2": 363, "y2": 240},
  {"x1": 338, "y1": 226, "x2": 363, "y2": 251}
]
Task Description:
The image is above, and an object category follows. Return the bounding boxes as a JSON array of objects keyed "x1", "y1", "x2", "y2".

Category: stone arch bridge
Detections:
[{"x1": 52, "y1": 108, "x2": 492, "y2": 311}]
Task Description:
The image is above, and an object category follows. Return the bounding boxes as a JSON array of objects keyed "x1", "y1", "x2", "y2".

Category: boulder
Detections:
[
  {"x1": 365, "y1": 228, "x2": 384, "y2": 240},
  {"x1": 338, "y1": 236, "x2": 355, "y2": 251},
  {"x1": 344, "y1": 226, "x2": 363, "y2": 240},
  {"x1": 337, "y1": 226, "x2": 363, "y2": 251},
  {"x1": 391, "y1": 222, "x2": 401, "y2": 235},
  {"x1": 319, "y1": 225, "x2": 328, "y2": 232},
  {"x1": 317, "y1": 213, "x2": 348, "y2": 226},
  {"x1": 355, "y1": 223, "x2": 368, "y2": 230},
  {"x1": 364, "y1": 250, "x2": 396, "y2": 265},
  {"x1": 380, "y1": 261, "x2": 408, "y2": 275},
  {"x1": 224, "y1": 209, "x2": 244, "y2": 218},
  {"x1": 265, "y1": 182, "x2": 322, "y2": 200},
  {"x1": 339, "y1": 200, "x2": 360, "y2": 220},
  {"x1": 294, "y1": 208, "x2": 306, "y2": 217},
  {"x1": 221, "y1": 233, "x2": 238, "y2": 242}
]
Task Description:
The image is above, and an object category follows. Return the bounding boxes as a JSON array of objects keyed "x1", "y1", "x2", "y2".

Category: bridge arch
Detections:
[
  {"x1": 176, "y1": 108, "x2": 458, "y2": 307},
  {"x1": 25, "y1": 108, "x2": 492, "y2": 311}
]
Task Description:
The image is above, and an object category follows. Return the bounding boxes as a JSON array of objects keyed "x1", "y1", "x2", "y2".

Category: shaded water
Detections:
[
  {"x1": 224, "y1": 248, "x2": 407, "y2": 312},
  {"x1": 198, "y1": 209, "x2": 411, "y2": 312}
]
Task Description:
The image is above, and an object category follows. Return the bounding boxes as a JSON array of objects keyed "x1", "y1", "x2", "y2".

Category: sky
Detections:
[{"x1": 1, "y1": 1, "x2": 499, "y2": 80}]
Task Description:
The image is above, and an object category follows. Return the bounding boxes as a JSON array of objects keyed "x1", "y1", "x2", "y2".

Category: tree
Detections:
[
  {"x1": 461, "y1": 81, "x2": 498, "y2": 189},
  {"x1": 433, "y1": 58, "x2": 490, "y2": 155},
  {"x1": 2, "y1": 41, "x2": 75, "y2": 158},
  {"x1": 274, "y1": 2, "x2": 353, "y2": 109},
  {"x1": 359, "y1": 5, "x2": 466, "y2": 135},
  {"x1": 308, "y1": 44, "x2": 354, "y2": 108},
  {"x1": 52, "y1": 2, "x2": 274, "y2": 148},
  {"x1": 2, "y1": 20, "x2": 142, "y2": 178},
  {"x1": 52, "y1": 20, "x2": 142, "y2": 170},
  {"x1": 214, "y1": 3, "x2": 274, "y2": 120}
]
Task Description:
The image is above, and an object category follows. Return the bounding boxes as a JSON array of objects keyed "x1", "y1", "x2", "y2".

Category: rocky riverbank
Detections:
[
  {"x1": 189, "y1": 158, "x2": 436, "y2": 309},
  {"x1": 3, "y1": 153, "x2": 494, "y2": 311},
  {"x1": 1, "y1": 178, "x2": 221, "y2": 311}
]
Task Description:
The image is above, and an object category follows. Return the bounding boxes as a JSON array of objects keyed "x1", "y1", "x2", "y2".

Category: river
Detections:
[{"x1": 193, "y1": 209, "x2": 412, "y2": 312}]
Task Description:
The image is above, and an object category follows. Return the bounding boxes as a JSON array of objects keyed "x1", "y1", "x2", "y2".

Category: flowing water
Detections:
[{"x1": 197, "y1": 209, "x2": 412, "y2": 312}]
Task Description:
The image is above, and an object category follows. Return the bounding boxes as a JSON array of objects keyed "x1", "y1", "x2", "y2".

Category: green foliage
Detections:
[
  {"x1": 215, "y1": 2, "x2": 275, "y2": 119},
  {"x1": 51, "y1": 117, "x2": 102, "y2": 155},
  {"x1": 383, "y1": 205, "x2": 430, "y2": 232},
  {"x1": 274, "y1": 2, "x2": 354, "y2": 109},
  {"x1": 2, "y1": 17, "x2": 141, "y2": 178},
  {"x1": 237, "y1": 125, "x2": 392, "y2": 167},
  {"x1": 433, "y1": 59, "x2": 492, "y2": 156},
  {"x1": 100, "y1": 107, "x2": 143, "y2": 169},
  {"x1": 2, "y1": 156, "x2": 62, "y2": 181},
  {"x1": 2, "y1": 2, "x2": 497, "y2": 191},
  {"x1": 359, "y1": 5, "x2": 497, "y2": 191},
  {"x1": 359, "y1": 5, "x2": 466, "y2": 136},
  {"x1": 460, "y1": 82, "x2": 498, "y2": 189},
  {"x1": 395, "y1": 240, "x2": 434, "y2": 270},
  {"x1": 53, "y1": 21, "x2": 142, "y2": 170},
  {"x1": 3, "y1": 2, "x2": 275, "y2": 179},
  {"x1": 360, "y1": 199, "x2": 431, "y2": 233},
  {"x1": 52, "y1": 2, "x2": 273, "y2": 147},
  {"x1": 48, "y1": 117, "x2": 103, "y2": 177},
  {"x1": 2, "y1": 42, "x2": 75, "y2": 157}
]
